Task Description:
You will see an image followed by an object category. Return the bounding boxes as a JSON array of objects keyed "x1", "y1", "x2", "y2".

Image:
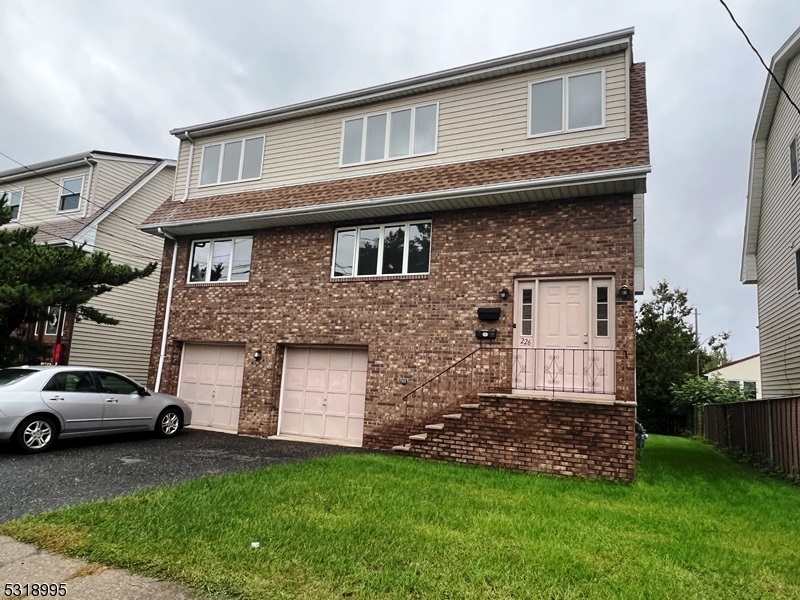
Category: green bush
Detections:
[{"x1": 671, "y1": 375, "x2": 744, "y2": 413}]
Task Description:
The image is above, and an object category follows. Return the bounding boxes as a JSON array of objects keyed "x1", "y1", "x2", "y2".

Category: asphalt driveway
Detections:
[{"x1": 0, "y1": 428, "x2": 363, "y2": 522}]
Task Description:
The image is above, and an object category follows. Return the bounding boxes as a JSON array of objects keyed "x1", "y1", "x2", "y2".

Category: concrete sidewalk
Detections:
[{"x1": 0, "y1": 536, "x2": 198, "y2": 599}]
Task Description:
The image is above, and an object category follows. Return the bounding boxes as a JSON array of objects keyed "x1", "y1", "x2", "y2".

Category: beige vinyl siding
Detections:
[
  {"x1": 86, "y1": 158, "x2": 153, "y2": 219},
  {"x1": 68, "y1": 167, "x2": 174, "y2": 382},
  {"x1": 755, "y1": 53, "x2": 800, "y2": 398},
  {"x1": 177, "y1": 52, "x2": 628, "y2": 200},
  {"x1": 0, "y1": 165, "x2": 91, "y2": 231}
]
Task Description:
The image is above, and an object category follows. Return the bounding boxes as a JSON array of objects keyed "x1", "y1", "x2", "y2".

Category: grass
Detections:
[{"x1": 2, "y1": 436, "x2": 800, "y2": 599}]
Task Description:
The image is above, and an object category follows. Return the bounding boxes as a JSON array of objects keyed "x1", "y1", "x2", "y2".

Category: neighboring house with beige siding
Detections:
[
  {"x1": 142, "y1": 28, "x2": 650, "y2": 480},
  {"x1": 741, "y1": 26, "x2": 800, "y2": 399},
  {"x1": 0, "y1": 151, "x2": 176, "y2": 382},
  {"x1": 706, "y1": 354, "x2": 762, "y2": 399}
]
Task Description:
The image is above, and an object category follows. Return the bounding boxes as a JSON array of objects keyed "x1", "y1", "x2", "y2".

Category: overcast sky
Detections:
[{"x1": 1, "y1": 0, "x2": 798, "y2": 359}]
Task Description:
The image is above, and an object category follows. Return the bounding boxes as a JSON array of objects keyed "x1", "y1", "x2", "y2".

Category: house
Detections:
[
  {"x1": 141, "y1": 28, "x2": 650, "y2": 480},
  {"x1": 706, "y1": 354, "x2": 762, "y2": 399},
  {"x1": 741, "y1": 26, "x2": 800, "y2": 399},
  {"x1": 0, "y1": 151, "x2": 176, "y2": 382}
]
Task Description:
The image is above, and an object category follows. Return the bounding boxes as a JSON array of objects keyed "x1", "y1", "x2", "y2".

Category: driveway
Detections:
[{"x1": 0, "y1": 428, "x2": 362, "y2": 522}]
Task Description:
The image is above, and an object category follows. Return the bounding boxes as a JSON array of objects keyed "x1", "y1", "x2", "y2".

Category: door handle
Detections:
[
  {"x1": 48, "y1": 396, "x2": 64, "y2": 401},
  {"x1": 105, "y1": 398, "x2": 118, "y2": 403}
]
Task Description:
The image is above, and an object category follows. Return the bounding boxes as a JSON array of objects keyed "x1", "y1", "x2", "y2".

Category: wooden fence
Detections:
[{"x1": 694, "y1": 396, "x2": 800, "y2": 475}]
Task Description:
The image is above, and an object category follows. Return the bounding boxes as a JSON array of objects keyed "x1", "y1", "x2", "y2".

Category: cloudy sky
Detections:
[{"x1": 1, "y1": 0, "x2": 798, "y2": 359}]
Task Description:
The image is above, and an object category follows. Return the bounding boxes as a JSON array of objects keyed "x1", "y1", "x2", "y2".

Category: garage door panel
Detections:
[
  {"x1": 327, "y1": 370, "x2": 350, "y2": 393},
  {"x1": 350, "y1": 370, "x2": 367, "y2": 392},
  {"x1": 306, "y1": 369, "x2": 327, "y2": 390},
  {"x1": 281, "y1": 412, "x2": 302, "y2": 435},
  {"x1": 348, "y1": 394, "x2": 366, "y2": 416},
  {"x1": 302, "y1": 413, "x2": 324, "y2": 437},
  {"x1": 179, "y1": 344, "x2": 244, "y2": 433},
  {"x1": 325, "y1": 392, "x2": 349, "y2": 414},
  {"x1": 280, "y1": 348, "x2": 367, "y2": 446}
]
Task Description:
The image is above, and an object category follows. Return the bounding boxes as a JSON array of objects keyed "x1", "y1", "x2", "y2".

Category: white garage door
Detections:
[
  {"x1": 178, "y1": 344, "x2": 245, "y2": 432},
  {"x1": 280, "y1": 347, "x2": 367, "y2": 446}
]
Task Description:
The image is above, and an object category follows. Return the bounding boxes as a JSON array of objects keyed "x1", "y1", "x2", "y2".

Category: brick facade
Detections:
[
  {"x1": 407, "y1": 394, "x2": 637, "y2": 481},
  {"x1": 147, "y1": 193, "x2": 636, "y2": 472}
]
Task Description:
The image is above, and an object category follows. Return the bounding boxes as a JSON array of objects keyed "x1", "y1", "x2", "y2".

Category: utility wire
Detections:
[
  {"x1": 718, "y1": 0, "x2": 800, "y2": 117},
  {"x1": 0, "y1": 148, "x2": 172, "y2": 235},
  {"x1": 1, "y1": 185, "x2": 163, "y2": 263}
]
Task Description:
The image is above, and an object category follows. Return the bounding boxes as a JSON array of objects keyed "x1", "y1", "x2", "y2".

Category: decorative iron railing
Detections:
[{"x1": 400, "y1": 346, "x2": 616, "y2": 434}]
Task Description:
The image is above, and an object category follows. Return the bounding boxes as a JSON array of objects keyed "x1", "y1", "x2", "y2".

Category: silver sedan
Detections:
[{"x1": 0, "y1": 366, "x2": 193, "y2": 454}]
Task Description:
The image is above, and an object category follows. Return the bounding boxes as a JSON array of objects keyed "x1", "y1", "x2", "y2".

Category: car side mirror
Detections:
[{"x1": 137, "y1": 386, "x2": 151, "y2": 397}]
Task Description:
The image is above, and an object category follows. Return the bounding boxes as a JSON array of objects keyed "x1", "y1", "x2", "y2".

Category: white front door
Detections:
[
  {"x1": 178, "y1": 344, "x2": 245, "y2": 432},
  {"x1": 279, "y1": 347, "x2": 368, "y2": 446},
  {"x1": 514, "y1": 279, "x2": 614, "y2": 394}
]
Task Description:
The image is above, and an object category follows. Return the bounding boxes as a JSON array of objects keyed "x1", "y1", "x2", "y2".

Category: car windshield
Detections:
[{"x1": 0, "y1": 368, "x2": 38, "y2": 386}]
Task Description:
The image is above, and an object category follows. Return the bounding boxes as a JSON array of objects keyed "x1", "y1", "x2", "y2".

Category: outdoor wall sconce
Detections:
[
  {"x1": 253, "y1": 348, "x2": 262, "y2": 361},
  {"x1": 618, "y1": 285, "x2": 631, "y2": 300},
  {"x1": 498, "y1": 288, "x2": 510, "y2": 301},
  {"x1": 475, "y1": 329, "x2": 497, "y2": 340}
]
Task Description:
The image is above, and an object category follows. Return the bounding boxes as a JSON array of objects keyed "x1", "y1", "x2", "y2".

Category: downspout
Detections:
[
  {"x1": 80, "y1": 158, "x2": 95, "y2": 218},
  {"x1": 181, "y1": 131, "x2": 195, "y2": 204},
  {"x1": 155, "y1": 227, "x2": 179, "y2": 392}
]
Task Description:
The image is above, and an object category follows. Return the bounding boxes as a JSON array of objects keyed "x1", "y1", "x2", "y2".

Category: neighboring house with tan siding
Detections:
[
  {"x1": 706, "y1": 354, "x2": 762, "y2": 399},
  {"x1": 142, "y1": 28, "x2": 650, "y2": 481},
  {"x1": 0, "y1": 151, "x2": 176, "y2": 382},
  {"x1": 741, "y1": 26, "x2": 800, "y2": 399}
]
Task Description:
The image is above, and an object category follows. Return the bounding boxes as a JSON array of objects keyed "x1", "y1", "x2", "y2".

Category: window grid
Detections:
[
  {"x1": 199, "y1": 135, "x2": 265, "y2": 187},
  {"x1": 340, "y1": 103, "x2": 438, "y2": 167},
  {"x1": 58, "y1": 176, "x2": 84, "y2": 212},
  {"x1": 6, "y1": 189, "x2": 22, "y2": 221},
  {"x1": 332, "y1": 220, "x2": 431, "y2": 278},
  {"x1": 188, "y1": 236, "x2": 253, "y2": 284},
  {"x1": 528, "y1": 69, "x2": 605, "y2": 138}
]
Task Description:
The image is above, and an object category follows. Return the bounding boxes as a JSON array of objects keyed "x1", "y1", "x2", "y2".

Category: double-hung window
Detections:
[
  {"x1": 199, "y1": 136, "x2": 265, "y2": 186},
  {"x1": 58, "y1": 176, "x2": 83, "y2": 212},
  {"x1": 332, "y1": 221, "x2": 431, "y2": 278},
  {"x1": 529, "y1": 70, "x2": 604, "y2": 137},
  {"x1": 341, "y1": 103, "x2": 438, "y2": 166},
  {"x1": 790, "y1": 137, "x2": 798, "y2": 182},
  {"x1": 189, "y1": 236, "x2": 253, "y2": 283},
  {"x1": 6, "y1": 189, "x2": 22, "y2": 221}
]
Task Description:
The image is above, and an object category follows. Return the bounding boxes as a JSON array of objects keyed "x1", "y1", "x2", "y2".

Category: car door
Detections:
[
  {"x1": 93, "y1": 371, "x2": 154, "y2": 430},
  {"x1": 40, "y1": 370, "x2": 105, "y2": 433}
]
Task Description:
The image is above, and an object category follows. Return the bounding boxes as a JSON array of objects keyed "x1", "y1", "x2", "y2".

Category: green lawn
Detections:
[{"x1": 3, "y1": 436, "x2": 800, "y2": 599}]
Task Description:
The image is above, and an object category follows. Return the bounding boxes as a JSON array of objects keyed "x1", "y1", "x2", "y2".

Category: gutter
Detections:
[
  {"x1": 80, "y1": 158, "x2": 96, "y2": 218},
  {"x1": 181, "y1": 131, "x2": 195, "y2": 203},
  {"x1": 154, "y1": 227, "x2": 179, "y2": 393},
  {"x1": 0, "y1": 158, "x2": 93, "y2": 185},
  {"x1": 141, "y1": 164, "x2": 651, "y2": 234}
]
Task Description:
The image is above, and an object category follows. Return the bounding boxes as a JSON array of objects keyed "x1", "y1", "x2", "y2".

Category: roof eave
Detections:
[
  {"x1": 140, "y1": 165, "x2": 649, "y2": 236},
  {"x1": 170, "y1": 28, "x2": 634, "y2": 139}
]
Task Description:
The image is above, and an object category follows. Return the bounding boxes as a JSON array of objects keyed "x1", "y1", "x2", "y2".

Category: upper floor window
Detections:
[
  {"x1": 529, "y1": 70, "x2": 604, "y2": 137},
  {"x1": 332, "y1": 221, "x2": 431, "y2": 278},
  {"x1": 189, "y1": 236, "x2": 253, "y2": 283},
  {"x1": 199, "y1": 136, "x2": 265, "y2": 186},
  {"x1": 59, "y1": 176, "x2": 83, "y2": 212},
  {"x1": 6, "y1": 189, "x2": 22, "y2": 221},
  {"x1": 341, "y1": 103, "x2": 438, "y2": 166},
  {"x1": 790, "y1": 137, "x2": 798, "y2": 182}
]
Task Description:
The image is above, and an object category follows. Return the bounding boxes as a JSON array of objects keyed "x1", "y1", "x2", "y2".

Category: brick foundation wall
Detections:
[
  {"x1": 407, "y1": 395, "x2": 637, "y2": 481},
  {"x1": 147, "y1": 193, "x2": 636, "y2": 452}
]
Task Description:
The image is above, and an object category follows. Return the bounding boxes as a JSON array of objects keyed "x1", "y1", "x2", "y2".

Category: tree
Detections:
[
  {"x1": 636, "y1": 281, "x2": 730, "y2": 434},
  {"x1": 0, "y1": 193, "x2": 157, "y2": 367}
]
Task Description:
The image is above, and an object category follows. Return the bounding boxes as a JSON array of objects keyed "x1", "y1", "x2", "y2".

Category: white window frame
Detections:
[
  {"x1": 36, "y1": 306, "x2": 63, "y2": 336},
  {"x1": 527, "y1": 68, "x2": 606, "y2": 139},
  {"x1": 187, "y1": 236, "x2": 253, "y2": 284},
  {"x1": 197, "y1": 135, "x2": 265, "y2": 188},
  {"x1": 6, "y1": 188, "x2": 23, "y2": 222},
  {"x1": 57, "y1": 175, "x2": 85, "y2": 213},
  {"x1": 339, "y1": 102, "x2": 439, "y2": 167},
  {"x1": 790, "y1": 136, "x2": 798, "y2": 183},
  {"x1": 331, "y1": 220, "x2": 432, "y2": 278}
]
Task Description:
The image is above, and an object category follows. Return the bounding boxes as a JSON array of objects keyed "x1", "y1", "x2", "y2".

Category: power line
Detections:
[
  {"x1": 1, "y1": 186, "x2": 162, "y2": 262},
  {"x1": 0, "y1": 148, "x2": 172, "y2": 236},
  {"x1": 718, "y1": 0, "x2": 800, "y2": 117}
]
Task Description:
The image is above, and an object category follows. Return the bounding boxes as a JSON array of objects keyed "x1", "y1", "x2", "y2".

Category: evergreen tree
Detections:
[{"x1": 0, "y1": 193, "x2": 157, "y2": 367}]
